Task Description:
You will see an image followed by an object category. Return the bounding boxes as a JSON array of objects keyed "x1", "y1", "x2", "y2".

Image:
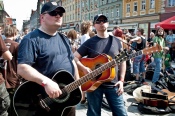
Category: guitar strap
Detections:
[
  {"x1": 102, "y1": 35, "x2": 113, "y2": 54},
  {"x1": 58, "y1": 32, "x2": 73, "y2": 59}
]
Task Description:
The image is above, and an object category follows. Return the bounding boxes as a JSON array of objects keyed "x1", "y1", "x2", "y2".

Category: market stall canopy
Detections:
[{"x1": 155, "y1": 16, "x2": 175, "y2": 30}]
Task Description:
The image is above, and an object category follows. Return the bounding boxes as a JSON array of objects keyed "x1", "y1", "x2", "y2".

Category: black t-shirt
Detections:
[
  {"x1": 147, "y1": 37, "x2": 153, "y2": 47},
  {"x1": 77, "y1": 35, "x2": 122, "y2": 87},
  {"x1": 136, "y1": 37, "x2": 146, "y2": 51},
  {"x1": 18, "y1": 29, "x2": 74, "y2": 78}
]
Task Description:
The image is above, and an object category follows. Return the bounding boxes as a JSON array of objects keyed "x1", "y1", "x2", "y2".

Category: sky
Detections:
[{"x1": 3, "y1": 0, "x2": 38, "y2": 30}]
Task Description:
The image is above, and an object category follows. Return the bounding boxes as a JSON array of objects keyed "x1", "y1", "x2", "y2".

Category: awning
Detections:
[{"x1": 155, "y1": 16, "x2": 175, "y2": 29}]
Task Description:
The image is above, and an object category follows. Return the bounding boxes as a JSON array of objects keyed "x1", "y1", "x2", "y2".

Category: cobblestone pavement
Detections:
[{"x1": 76, "y1": 92, "x2": 175, "y2": 116}]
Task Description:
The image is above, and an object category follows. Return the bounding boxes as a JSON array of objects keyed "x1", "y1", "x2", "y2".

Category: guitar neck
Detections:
[
  {"x1": 65, "y1": 59, "x2": 116, "y2": 93},
  {"x1": 65, "y1": 51, "x2": 144, "y2": 93},
  {"x1": 128, "y1": 50, "x2": 143, "y2": 59}
]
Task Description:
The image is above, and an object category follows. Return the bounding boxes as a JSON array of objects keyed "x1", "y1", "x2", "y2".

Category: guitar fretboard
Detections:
[
  {"x1": 64, "y1": 50, "x2": 143, "y2": 93},
  {"x1": 128, "y1": 51, "x2": 142, "y2": 59},
  {"x1": 65, "y1": 59, "x2": 116, "y2": 93}
]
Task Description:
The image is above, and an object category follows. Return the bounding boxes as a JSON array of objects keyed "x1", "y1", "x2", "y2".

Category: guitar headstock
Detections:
[
  {"x1": 115, "y1": 50, "x2": 128, "y2": 64},
  {"x1": 143, "y1": 44, "x2": 162, "y2": 55}
]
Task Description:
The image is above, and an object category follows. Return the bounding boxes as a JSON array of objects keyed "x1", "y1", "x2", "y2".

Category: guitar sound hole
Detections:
[
  {"x1": 53, "y1": 83, "x2": 70, "y2": 103},
  {"x1": 94, "y1": 64, "x2": 102, "y2": 80}
]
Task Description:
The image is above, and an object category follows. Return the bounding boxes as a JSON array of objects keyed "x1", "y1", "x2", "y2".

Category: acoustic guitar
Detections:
[
  {"x1": 142, "y1": 89, "x2": 175, "y2": 108},
  {"x1": 79, "y1": 44, "x2": 162, "y2": 92},
  {"x1": 141, "y1": 84, "x2": 175, "y2": 108},
  {"x1": 13, "y1": 44, "x2": 161, "y2": 116}
]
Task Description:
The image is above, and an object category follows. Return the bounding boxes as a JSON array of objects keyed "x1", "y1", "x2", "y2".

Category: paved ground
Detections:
[{"x1": 76, "y1": 92, "x2": 175, "y2": 116}]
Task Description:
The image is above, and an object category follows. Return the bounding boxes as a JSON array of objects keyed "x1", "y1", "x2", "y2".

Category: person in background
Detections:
[
  {"x1": 164, "y1": 49, "x2": 173, "y2": 74},
  {"x1": 67, "y1": 29, "x2": 78, "y2": 53},
  {"x1": 123, "y1": 29, "x2": 131, "y2": 37},
  {"x1": 74, "y1": 14, "x2": 128, "y2": 116},
  {"x1": 80, "y1": 21, "x2": 93, "y2": 45},
  {"x1": 152, "y1": 27, "x2": 169, "y2": 84},
  {"x1": 15, "y1": 28, "x2": 29, "y2": 43},
  {"x1": 17, "y1": 2, "x2": 80, "y2": 116},
  {"x1": 0, "y1": 26, "x2": 6, "y2": 40},
  {"x1": 0, "y1": 35, "x2": 13, "y2": 116},
  {"x1": 3, "y1": 25, "x2": 20, "y2": 116},
  {"x1": 128, "y1": 28, "x2": 147, "y2": 84},
  {"x1": 23, "y1": 27, "x2": 29, "y2": 36},
  {"x1": 89, "y1": 31, "x2": 96, "y2": 38},
  {"x1": 114, "y1": 29, "x2": 134, "y2": 82},
  {"x1": 147, "y1": 32, "x2": 155, "y2": 47},
  {"x1": 166, "y1": 30, "x2": 175, "y2": 61},
  {"x1": 108, "y1": 26, "x2": 120, "y2": 36},
  {"x1": 79, "y1": 21, "x2": 93, "y2": 104}
]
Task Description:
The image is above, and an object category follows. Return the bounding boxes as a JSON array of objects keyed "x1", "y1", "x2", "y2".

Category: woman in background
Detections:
[{"x1": 67, "y1": 30, "x2": 78, "y2": 53}]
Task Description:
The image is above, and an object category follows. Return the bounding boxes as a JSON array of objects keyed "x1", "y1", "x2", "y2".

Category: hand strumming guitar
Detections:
[{"x1": 42, "y1": 78, "x2": 62, "y2": 98}]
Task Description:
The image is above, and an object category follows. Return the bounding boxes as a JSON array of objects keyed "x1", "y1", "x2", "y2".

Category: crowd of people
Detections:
[{"x1": 0, "y1": 1, "x2": 175, "y2": 116}]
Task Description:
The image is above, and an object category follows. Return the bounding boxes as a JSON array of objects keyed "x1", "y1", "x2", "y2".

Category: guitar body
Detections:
[
  {"x1": 79, "y1": 54, "x2": 116, "y2": 92},
  {"x1": 158, "y1": 89, "x2": 175, "y2": 101},
  {"x1": 13, "y1": 70, "x2": 82, "y2": 116}
]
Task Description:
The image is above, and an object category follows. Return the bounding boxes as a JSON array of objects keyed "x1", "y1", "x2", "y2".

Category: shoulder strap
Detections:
[
  {"x1": 102, "y1": 35, "x2": 113, "y2": 54},
  {"x1": 58, "y1": 32, "x2": 72, "y2": 58}
]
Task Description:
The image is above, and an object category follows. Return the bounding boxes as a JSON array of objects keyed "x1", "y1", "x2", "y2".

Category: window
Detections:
[
  {"x1": 106, "y1": 10, "x2": 108, "y2": 17},
  {"x1": 150, "y1": 0, "x2": 155, "y2": 8},
  {"x1": 141, "y1": 0, "x2": 146, "y2": 10},
  {"x1": 126, "y1": 4, "x2": 130, "y2": 12},
  {"x1": 82, "y1": 2, "x2": 84, "y2": 7},
  {"x1": 134, "y1": 2, "x2": 137, "y2": 11},
  {"x1": 168, "y1": 0, "x2": 175, "y2": 6},
  {"x1": 116, "y1": 8, "x2": 119, "y2": 17},
  {"x1": 102, "y1": 0, "x2": 105, "y2": 5},
  {"x1": 111, "y1": 9, "x2": 114, "y2": 17}
]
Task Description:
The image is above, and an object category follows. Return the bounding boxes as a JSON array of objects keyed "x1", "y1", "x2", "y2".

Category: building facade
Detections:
[
  {"x1": 30, "y1": 10, "x2": 38, "y2": 31},
  {"x1": 122, "y1": 0, "x2": 164, "y2": 37},
  {"x1": 98, "y1": 0, "x2": 123, "y2": 31},
  {"x1": 160, "y1": 0, "x2": 175, "y2": 22},
  {"x1": 28, "y1": 0, "x2": 174, "y2": 35},
  {"x1": 0, "y1": 0, "x2": 10, "y2": 28},
  {"x1": 60, "y1": 0, "x2": 122, "y2": 32}
]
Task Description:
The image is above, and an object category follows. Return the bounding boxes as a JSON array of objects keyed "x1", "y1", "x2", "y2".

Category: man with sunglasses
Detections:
[
  {"x1": 74, "y1": 14, "x2": 128, "y2": 116},
  {"x1": 17, "y1": 2, "x2": 79, "y2": 116}
]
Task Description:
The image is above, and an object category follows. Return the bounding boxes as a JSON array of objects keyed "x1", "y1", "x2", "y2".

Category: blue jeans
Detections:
[
  {"x1": 87, "y1": 86, "x2": 128, "y2": 116},
  {"x1": 152, "y1": 58, "x2": 162, "y2": 83},
  {"x1": 133, "y1": 55, "x2": 145, "y2": 74}
]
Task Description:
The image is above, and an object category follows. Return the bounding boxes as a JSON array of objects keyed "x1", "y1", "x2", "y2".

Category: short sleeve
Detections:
[
  {"x1": 18, "y1": 37, "x2": 37, "y2": 65},
  {"x1": 77, "y1": 40, "x2": 89, "y2": 57}
]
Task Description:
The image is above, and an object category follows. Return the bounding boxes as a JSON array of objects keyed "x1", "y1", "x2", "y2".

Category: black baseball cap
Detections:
[
  {"x1": 93, "y1": 14, "x2": 108, "y2": 23},
  {"x1": 41, "y1": 1, "x2": 66, "y2": 14}
]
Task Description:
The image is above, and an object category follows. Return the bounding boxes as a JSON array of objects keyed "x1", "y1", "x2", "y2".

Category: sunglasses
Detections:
[
  {"x1": 43, "y1": 11, "x2": 63, "y2": 17},
  {"x1": 95, "y1": 20, "x2": 108, "y2": 24}
]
